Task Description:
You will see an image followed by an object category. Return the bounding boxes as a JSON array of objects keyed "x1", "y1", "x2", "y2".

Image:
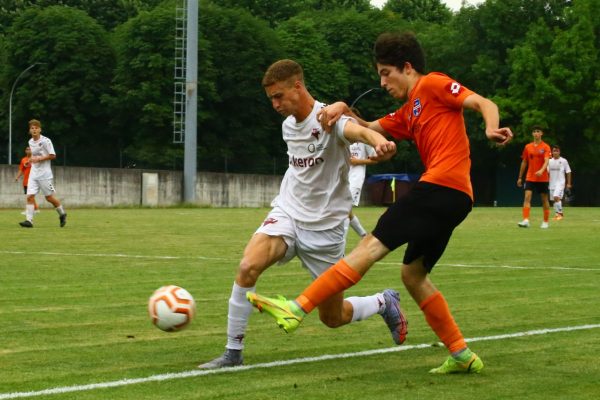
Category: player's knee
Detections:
[{"x1": 236, "y1": 259, "x2": 262, "y2": 286}]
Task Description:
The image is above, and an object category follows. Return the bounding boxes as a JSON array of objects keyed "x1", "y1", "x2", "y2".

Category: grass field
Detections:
[{"x1": 1, "y1": 206, "x2": 599, "y2": 399}]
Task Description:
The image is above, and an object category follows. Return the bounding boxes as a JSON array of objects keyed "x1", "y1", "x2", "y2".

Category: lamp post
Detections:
[{"x1": 8, "y1": 62, "x2": 44, "y2": 165}]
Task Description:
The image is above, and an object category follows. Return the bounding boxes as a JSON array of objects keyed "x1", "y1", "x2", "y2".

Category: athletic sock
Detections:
[
  {"x1": 452, "y1": 347, "x2": 474, "y2": 362},
  {"x1": 555, "y1": 200, "x2": 562, "y2": 214},
  {"x1": 55, "y1": 205, "x2": 66, "y2": 215},
  {"x1": 25, "y1": 204, "x2": 35, "y2": 222},
  {"x1": 419, "y1": 291, "x2": 466, "y2": 354},
  {"x1": 346, "y1": 292, "x2": 385, "y2": 322},
  {"x1": 349, "y1": 215, "x2": 367, "y2": 237},
  {"x1": 522, "y1": 206, "x2": 530, "y2": 220},
  {"x1": 543, "y1": 208, "x2": 550, "y2": 222},
  {"x1": 295, "y1": 259, "x2": 362, "y2": 314},
  {"x1": 226, "y1": 282, "x2": 255, "y2": 350}
]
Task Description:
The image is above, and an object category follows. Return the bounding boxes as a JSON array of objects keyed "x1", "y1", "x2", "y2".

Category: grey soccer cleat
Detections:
[
  {"x1": 381, "y1": 289, "x2": 408, "y2": 345},
  {"x1": 59, "y1": 213, "x2": 67, "y2": 227},
  {"x1": 198, "y1": 349, "x2": 243, "y2": 369},
  {"x1": 19, "y1": 220, "x2": 33, "y2": 228}
]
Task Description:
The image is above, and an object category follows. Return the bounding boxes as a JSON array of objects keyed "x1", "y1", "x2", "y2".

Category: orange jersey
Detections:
[
  {"x1": 18, "y1": 156, "x2": 31, "y2": 186},
  {"x1": 378, "y1": 72, "x2": 475, "y2": 200},
  {"x1": 522, "y1": 141, "x2": 551, "y2": 182}
]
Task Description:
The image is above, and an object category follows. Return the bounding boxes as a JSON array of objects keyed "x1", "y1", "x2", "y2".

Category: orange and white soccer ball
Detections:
[{"x1": 148, "y1": 285, "x2": 196, "y2": 332}]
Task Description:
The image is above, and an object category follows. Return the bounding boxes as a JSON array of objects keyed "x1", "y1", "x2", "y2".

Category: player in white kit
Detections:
[
  {"x1": 346, "y1": 141, "x2": 377, "y2": 237},
  {"x1": 19, "y1": 120, "x2": 67, "y2": 228},
  {"x1": 548, "y1": 145, "x2": 572, "y2": 220},
  {"x1": 198, "y1": 60, "x2": 402, "y2": 369}
]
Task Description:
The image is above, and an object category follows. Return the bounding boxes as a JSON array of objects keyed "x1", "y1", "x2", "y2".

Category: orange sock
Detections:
[
  {"x1": 543, "y1": 208, "x2": 550, "y2": 222},
  {"x1": 295, "y1": 259, "x2": 362, "y2": 313},
  {"x1": 419, "y1": 291, "x2": 466, "y2": 354},
  {"x1": 523, "y1": 206, "x2": 530, "y2": 219}
]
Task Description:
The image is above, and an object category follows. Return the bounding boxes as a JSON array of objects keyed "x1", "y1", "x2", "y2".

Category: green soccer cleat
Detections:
[
  {"x1": 429, "y1": 353, "x2": 484, "y2": 374},
  {"x1": 246, "y1": 292, "x2": 304, "y2": 333}
]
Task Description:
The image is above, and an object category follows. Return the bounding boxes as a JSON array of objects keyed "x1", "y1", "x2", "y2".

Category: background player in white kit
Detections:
[
  {"x1": 19, "y1": 119, "x2": 67, "y2": 228},
  {"x1": 346, "y1": 141, "x2": 377, "y2": 238},
  {"x1": 198, "y1": 59, "x2": 402, "y2": 369},
  {"x1": 548, "y1": 145, "x2": 572, "y2": 220}
]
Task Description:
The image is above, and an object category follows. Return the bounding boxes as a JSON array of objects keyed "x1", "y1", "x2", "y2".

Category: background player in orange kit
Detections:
[{"x1": 517, "y1": 126, "x2": 551, "y2": 229}]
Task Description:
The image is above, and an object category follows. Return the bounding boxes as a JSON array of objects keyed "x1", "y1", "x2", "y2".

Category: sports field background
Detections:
[{"x1": 1, "y1": 207, "x2": 599, "y2": 399}]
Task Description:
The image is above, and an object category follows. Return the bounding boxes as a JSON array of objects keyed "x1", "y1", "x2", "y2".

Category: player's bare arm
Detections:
[
  {"x1": 462, "y1": 93, "x2": 513, "y2": 145},
  {"x1": 318, "y1": 102, "x2": 382, "y2": 133},
  {"x1": 342, "y1": 121, "x2": 396, "y2": 161},
  {"x1": 536, "y1": 157, "x2": 550, "y2": 177}
]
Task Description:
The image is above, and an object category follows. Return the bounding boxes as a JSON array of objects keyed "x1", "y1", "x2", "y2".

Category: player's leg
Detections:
[
  {"x1": 316, "y1": 279, "x2": 407, "y2": 345},
  {"x1": 540, "y1": 188, "x2": 550, "y2": 228},
  {"x1": 199, "y1": 210, "x2": 292, "y2": 369},
  {"x1": 41, "y1": 180, "x2": 67, "y2": 227},
  {"x1": 552, "y1": 186, "x2": 564, "y2": 219},
  {"x1": 519, "y1": 186, "x2": 532, "y2": 227},
  {"x1": 349, "y1": 186, "x2": 368, "y2": 237},
  {"x1": 20, "y1": 181, "x2": 39, "y2": 227}
]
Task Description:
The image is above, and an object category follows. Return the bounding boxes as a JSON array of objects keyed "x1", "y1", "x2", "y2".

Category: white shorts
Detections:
[
  {"x1": 255, "y1": 206, "x2": 345, "y2": 279},
  {"x1": 350, "y1": 185, "x2": 362, "y2": 207},
  {"x1": 27, "y1": 178, "x2": 56, "y2": 196},
  {"x1": 550, "y1": 186, "x2": 564, "y2": 199}
]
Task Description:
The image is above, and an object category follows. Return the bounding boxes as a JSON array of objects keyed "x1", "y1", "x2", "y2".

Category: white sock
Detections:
[
  {"x1": 346, "y1": 293, "x2": 385, "y2": 322},
  {"x1": 55, "y1": 205, "x2": 66, "y2": 215},
  {"x1": 26, "y1": 204, "x2": 35, "y2": 222},
  {"x1": 349, "y1": 215, "x2": 367, "y2": 237},
  {"x1": 226, "y1": 282, "x2": 255, "y2": 350},
  {"x1": 555, "y1": 201, "x2": 562, "y2": 213}
]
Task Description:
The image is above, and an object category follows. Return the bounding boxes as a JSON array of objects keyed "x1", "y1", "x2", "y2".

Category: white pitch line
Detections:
[
  {"x1": 1, "y1": 324, "x2": 599, "y2": 400},
  {"x1": 2, "y1": 251, "x2": 597, "y2": 272},
  {"x1": 0, "y1": 250, "x2": 233, "y2": 262}
]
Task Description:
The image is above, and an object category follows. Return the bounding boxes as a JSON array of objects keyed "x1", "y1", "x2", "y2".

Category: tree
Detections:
[
  {"x1": 197, "y1": 3, "x2": 284, "y2": 173},
  {"x1": 383, "y1": 0, "x2": 451, "y2": 24},
  {"x1": 0, "y1": 6, "x2": 115, "y2": 166}
]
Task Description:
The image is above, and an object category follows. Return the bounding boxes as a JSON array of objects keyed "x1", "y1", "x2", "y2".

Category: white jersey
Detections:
[
  {"x1": 273, "y1": 101, "x2": 353, "y2": 230},
  {"x1": 348, "y1": 142, "x2": 376, "y2": 189},
  {"x1": 548, "y1": 157, "x2": 571, "y2": 189},
  {"x1": 28, "y1": 135, "x2": 56, "y2": 180}
]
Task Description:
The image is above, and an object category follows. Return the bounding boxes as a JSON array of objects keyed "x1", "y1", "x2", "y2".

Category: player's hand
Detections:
[
  {"x1": 517, "y1": 178, "x2": 523, "y2": 187},
  {"x1": 487, "y1": 127, "x2": 513, "y2": 146},
  {"x1": 535, "y1": 170, "x2": 543, "y2": 177},
  {"x1": 318, "y1": 102, "x2": 348, "y2": 132},
  {"x1": 370, "y1": 141, "x2": 397, "y2": 162}
]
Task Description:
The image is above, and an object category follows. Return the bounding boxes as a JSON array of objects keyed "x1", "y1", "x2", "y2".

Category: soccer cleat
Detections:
[
  {"x1": 381, "y1": 289, "x2": 408, "y2": 345},
  {"x1": 59, "y1": 213, "x2": 67, "y2": 227},
  {"x1": 429, "y1": 353, "x2": 484, "y2": 374},
  {"x1": 246, "y1": 292, "x2": 303, "y2": 333},
  {"x1": 198, "y1": 349, "x2": 243, "y2": 369},
  {"x1": 553, "y1": 213, "x2": 563, "y2": 221},
  {"x1": 19, "y1": 220, "x2": 33, "y2": 228},
  {"x1": 517, "y1": 219, "x2": 530, "y2": 228},
  {"x1": 540, "y1": 222, "x2": 549, "y2": 229}
]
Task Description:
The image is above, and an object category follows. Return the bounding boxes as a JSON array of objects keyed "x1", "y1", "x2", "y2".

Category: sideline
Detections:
[{"x1": 1, "y1": 324, "x2": 599, "y2": 399}]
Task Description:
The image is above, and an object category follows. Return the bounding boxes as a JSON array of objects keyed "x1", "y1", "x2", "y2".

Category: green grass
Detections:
[{"x1": 1, "y1": 207, "x2": 599, "y2": 399}]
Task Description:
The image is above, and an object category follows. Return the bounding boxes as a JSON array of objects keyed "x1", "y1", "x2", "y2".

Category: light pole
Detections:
[{"x1": 8, "y1": 62, "x2": 44, "y2": 165}]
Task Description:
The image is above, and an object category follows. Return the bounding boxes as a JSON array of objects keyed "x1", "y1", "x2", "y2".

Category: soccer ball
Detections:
[{"x1": 148, "y1": 285, "x2": 196, "y2": 332}]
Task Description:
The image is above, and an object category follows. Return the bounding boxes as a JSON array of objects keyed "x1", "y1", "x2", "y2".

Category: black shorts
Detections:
[
  {"x1": 372, "y1": 182, "x2": 472, "y2": 273},
  {"x1": 523, "y1": 181, "x2": 549, "y2": 194}
]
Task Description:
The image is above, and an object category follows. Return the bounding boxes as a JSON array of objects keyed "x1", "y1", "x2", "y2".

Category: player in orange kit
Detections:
[
  {"x1": 247, "y1": 32, "x2": 513, "y2": 374},
  {"x1": 517, "y1": 126, "x2": 551, "y2": 229}
]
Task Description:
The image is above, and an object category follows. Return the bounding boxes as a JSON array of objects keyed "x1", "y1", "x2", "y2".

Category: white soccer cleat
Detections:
[
  {"x1": 540, "y1": 222, "x2": 549, "y2": 229},
  {"x1": 518, "y1": 219, "x2": 530, "y2": 228}
]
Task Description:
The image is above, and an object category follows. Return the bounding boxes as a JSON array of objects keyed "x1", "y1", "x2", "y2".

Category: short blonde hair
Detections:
[{"x1": 28, "y1": 119, "x2": 42, "y2": 128}]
